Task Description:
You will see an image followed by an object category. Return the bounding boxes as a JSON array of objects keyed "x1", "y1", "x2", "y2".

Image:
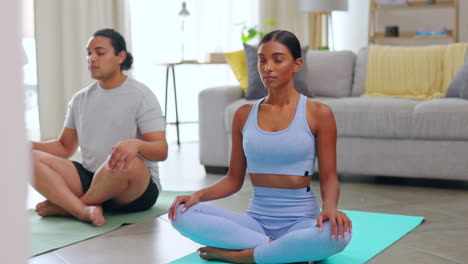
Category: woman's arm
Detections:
[
  {"x1": 315, "y1": 104, "x2": 340, "y2": 210},
  {"x1": 310, "y1": 102, "x2": 352, "y2": 238},
  {"x1": 168, "y1": 104, "x2": 251, "y2": 220},
  {"x1": 194, "y1": 104, "x2": 249, "y2": 201},
  {"x1": 32, "y1": 128, "x2": 79, "y2": 158}
]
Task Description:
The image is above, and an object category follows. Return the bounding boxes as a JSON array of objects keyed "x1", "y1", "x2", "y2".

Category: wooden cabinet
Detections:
[{"x1": 369, "y1": 0, "x2": 459, "y2": 45}]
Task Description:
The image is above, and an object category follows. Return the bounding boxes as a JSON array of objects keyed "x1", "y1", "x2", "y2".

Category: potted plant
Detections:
[{"x1": 241, "y1": 19, "x2": 276, "y2": 43}]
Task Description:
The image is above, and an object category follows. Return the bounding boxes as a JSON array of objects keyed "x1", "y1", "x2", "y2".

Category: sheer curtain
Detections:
[
  {"x1": 130, "y1": 0, "x2": 259, "y2": 143},
  {"x1": 259, "y1": 0, "x2": 310, "y2": 46}
]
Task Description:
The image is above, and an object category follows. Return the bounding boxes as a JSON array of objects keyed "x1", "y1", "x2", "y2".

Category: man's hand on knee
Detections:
[{"x1": 108, "y1": 139, "x2": 140, "y2": 172}]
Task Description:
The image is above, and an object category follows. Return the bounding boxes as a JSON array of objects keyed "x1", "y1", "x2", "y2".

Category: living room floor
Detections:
[{"x1": 28, "y1": 141, "x2": 468, "y2": 264}]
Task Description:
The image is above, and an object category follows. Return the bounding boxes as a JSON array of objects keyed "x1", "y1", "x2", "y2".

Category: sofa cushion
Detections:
[
  {"x1": 306, "y1": 50, "x2": 355, "y2": 97},
  {"x1": 322, "y1": 98, "x2": 417, "y2": 138},
  {"x1": 243, "y1": 43, "x2": 265, "y2": 99},
  {"x1": 243, "y1": 43, "x2": 312, "y2": 100},
  {"x1": 446, "y1": 59, "x2": 468, "y2": 99},
  {"x1": 351, "y1": 47, "x2": 369, "y2": 97},
  {"x1": 412, "y1": 98, "x2": 468, "y2": 140}
]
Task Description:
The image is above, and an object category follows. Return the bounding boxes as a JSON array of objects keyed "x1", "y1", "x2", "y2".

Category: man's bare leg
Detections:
[
  {"x1": 35, "y1": 200, "x2": 69, "y2": 216},
  {"x1": 79, "y1": 156, "x2": 150, "y2": 208},
  {"x1": 32, "y1": 150, "x2": 105, "y2": 226}
]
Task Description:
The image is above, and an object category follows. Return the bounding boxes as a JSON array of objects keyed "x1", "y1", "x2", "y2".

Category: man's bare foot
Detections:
[
  {"x1": 78, "y1": 205, "x2": 106, "y2": 227},
  {"x1": 35, "y1": 201, "x2": 105, "y2": 227},
  {"x1": 198, "y1": 247, "x2": 254, "y2": 264},
  {"x1": 35, "y1": 200, "x2": 69, "y2": 217}
]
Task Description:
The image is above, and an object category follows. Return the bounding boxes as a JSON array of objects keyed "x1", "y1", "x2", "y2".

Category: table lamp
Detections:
[
  {"x1": 179, "y1": 1, "x2": 190, "y2": 62},
  {"x1": 298, "y1": 0, "x2": 348, "y2": 50}
]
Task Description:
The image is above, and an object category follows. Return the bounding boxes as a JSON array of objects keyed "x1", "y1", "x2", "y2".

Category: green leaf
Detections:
[
  {"x1": 247, "y1": 28, "x2": 257, "y2": 39},
  {"x1": 240, "y1": 20, "x2": 276, "y2": 43}
]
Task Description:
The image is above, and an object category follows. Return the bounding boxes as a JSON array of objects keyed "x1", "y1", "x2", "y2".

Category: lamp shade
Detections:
[
  {"x1": 179, "y1": 2, "x2": 190, "y2": 16},
  {"x1": 298, "y1": 0, "x2": 348, "y2": 12}
]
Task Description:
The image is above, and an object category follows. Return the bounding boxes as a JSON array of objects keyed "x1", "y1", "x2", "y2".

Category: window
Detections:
[
  {"x1": 23, "y1": 0, "x2": 40, "y2": 141},
  {"x1": 130, "y1": 0, "x2": 258, "y2": 143}
]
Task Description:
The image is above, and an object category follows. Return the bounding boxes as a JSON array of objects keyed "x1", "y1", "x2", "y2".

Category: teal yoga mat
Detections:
[
  {"x1": 29, "y1": 190, "x2": 190, "y2": 257},
  {"x1": 169, "y1": 210, "x2": 424, "y2": 264}
]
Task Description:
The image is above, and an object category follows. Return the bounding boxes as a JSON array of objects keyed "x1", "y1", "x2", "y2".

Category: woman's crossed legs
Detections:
[{"x1": 171, "y1": 204, "x2": 351, "y2": 263}]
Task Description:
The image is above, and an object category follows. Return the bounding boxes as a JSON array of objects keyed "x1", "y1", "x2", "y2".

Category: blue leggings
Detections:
[{"x1": 171, "y1": 187, "x2": 351, "y2": 263}]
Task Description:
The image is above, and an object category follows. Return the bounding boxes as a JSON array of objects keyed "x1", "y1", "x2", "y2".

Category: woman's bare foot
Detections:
[
  {"x1": 198, "y1": 246, "x2": 314, "y2": 264},
  {"x1": 198, "y1": 247, "x2": 254, "y2": 264},
  {"x1": 35, "y1": 200, "x2": 69, "y2": 217},
  {"x1": 78, "y1": 206, "x2": 106, "y2": 227}
]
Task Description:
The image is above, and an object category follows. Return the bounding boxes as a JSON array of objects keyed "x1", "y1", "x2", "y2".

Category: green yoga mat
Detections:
[
  {"x1": 170, "y1": 210, "x2": 424, "y2": 264},
  {"x1": 29, "y1": 190, "x2": 190, "y2": 257}
]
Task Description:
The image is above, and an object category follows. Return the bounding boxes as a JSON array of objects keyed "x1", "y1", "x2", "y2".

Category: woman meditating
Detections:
[{"x1": 169, "y1": 30, "x2": 352, "y2": 263}]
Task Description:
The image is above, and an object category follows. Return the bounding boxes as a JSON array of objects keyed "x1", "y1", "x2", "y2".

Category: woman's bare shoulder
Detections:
[
  {"x1": 237, "y1": 103, "x2": 254, "y2": 113},
  {"x1": 234, "y1": 103, "x2": 254, "y2": 119},
  {"x1": 232, "y1": 103, "x2": 254, "y2": 128},
  {"x1": 305, "y1": 98, "x2": 334, "y2": 119}
]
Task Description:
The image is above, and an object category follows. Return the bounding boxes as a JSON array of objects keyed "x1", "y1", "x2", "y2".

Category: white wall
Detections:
[
  {"x1": 333, "y1": 0, "x2": 370, "y2": 52},
  {"x1": 0, "y1": 0, "x2": 29, "y2": 263}
]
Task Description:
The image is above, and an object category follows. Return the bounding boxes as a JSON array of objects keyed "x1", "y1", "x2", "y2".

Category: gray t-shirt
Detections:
[{"x1": 64, "y1": 78, "x2": 166, "y2": 191}]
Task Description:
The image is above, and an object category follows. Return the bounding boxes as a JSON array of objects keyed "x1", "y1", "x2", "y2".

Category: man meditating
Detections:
[{"x1": 31, "y1": 29, "x2": 167, "y2": 226}]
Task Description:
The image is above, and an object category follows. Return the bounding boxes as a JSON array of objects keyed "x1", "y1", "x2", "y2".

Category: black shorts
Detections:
[{"x1": 72, "y1": 161, "x2": 159, "y2": 213}]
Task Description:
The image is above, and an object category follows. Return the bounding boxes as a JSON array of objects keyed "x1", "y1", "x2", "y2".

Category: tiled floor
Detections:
[{"x1": 28, "y1": 142, "x2": 468, "y2": 264}]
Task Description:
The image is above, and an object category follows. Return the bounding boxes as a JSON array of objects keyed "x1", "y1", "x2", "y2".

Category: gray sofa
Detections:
[{"x1": 198, "y1": 48, "x2": 468, "y2": 181}]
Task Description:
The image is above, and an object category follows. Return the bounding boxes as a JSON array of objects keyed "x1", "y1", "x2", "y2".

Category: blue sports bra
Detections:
[{"x1": 242, "y1": 94, "x2": 317, "y2": 176}]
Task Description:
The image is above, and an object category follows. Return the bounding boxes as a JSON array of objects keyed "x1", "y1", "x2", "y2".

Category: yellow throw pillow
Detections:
[
  {"x1": 363, "y1": 44, "x2": 468, "y2": 100},
  {"x1": 363, "y1": 45, "x2": 446, "y2": 100},
  {"x1": 224, "y1": 50, "x2": 248, "y2": 92}
]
